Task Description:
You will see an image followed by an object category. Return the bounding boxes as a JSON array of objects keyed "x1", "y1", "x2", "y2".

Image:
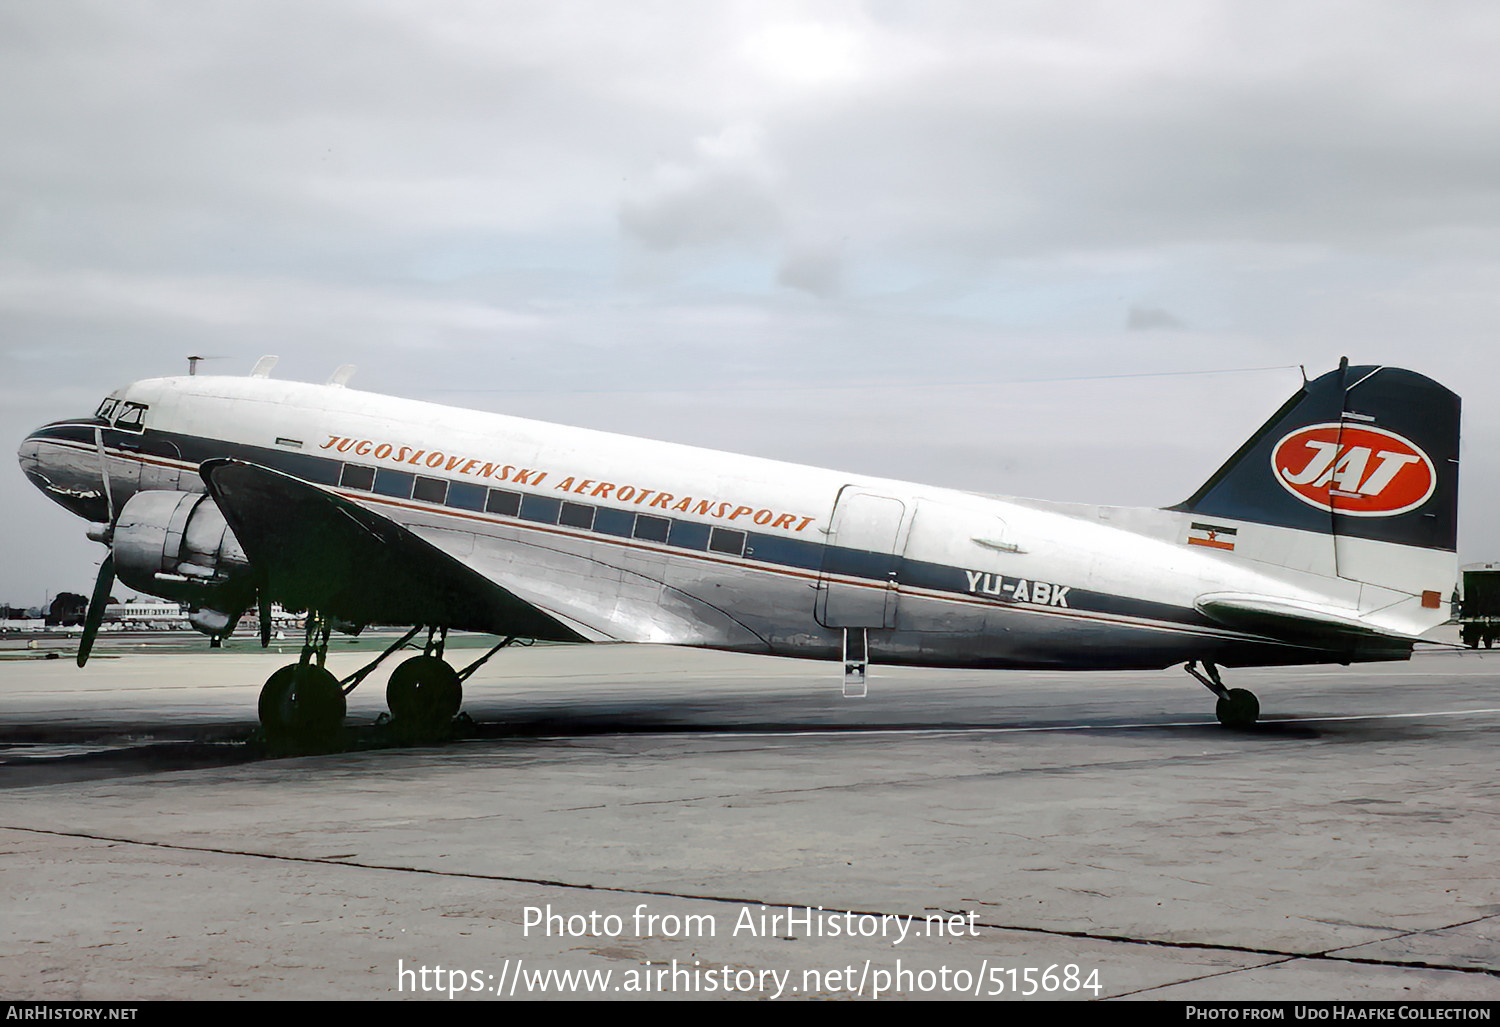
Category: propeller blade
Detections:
[
  {"x1": 258, "y1": 590, "x2": 272, "y2": 648},
  {"x1": 93, "y1": 427, "x2": 115, "y2": 523},
  {"x1": 78, "y1": 554, "x2": 114, "y2": 668}
]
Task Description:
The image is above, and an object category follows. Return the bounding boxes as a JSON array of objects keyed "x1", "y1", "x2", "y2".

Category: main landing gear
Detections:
[
  {"x1": 1185, "y1": 660, "x2": 1260, "y2": 729},
  {"x1": 258, "y1": 615, "x2": 345, "y2": 750},
  {"x1": 256, "y1": 618, "x2": 521, "y2": 750},
  {"x1": 385, "y1": 626, "x2": 466, "y2": 740}
]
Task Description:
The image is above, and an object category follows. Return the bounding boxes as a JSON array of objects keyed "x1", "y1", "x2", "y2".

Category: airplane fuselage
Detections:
[{"x1": 20, "y1": 373, "x2": 1443, "y2": 672}]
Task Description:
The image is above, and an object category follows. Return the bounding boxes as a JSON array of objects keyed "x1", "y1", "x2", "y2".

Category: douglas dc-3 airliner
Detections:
[{"x1": 18, "y1": 358, "x2": 1459, "y2": 744}]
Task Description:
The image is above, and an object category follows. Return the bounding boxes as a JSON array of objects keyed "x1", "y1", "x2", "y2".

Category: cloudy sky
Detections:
[{"x1": 4, "y1": 0, "x2": 1500, "y2": 605}]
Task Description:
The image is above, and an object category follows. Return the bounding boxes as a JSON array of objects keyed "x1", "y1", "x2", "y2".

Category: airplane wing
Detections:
[{"x1": 199, "y1": 458, "x2": 586, "y2": 641}]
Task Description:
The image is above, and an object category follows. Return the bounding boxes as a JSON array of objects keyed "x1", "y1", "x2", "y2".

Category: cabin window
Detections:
[
  {"x1": 559, "y1": 502, "x2": 595, "y2": 530},
  {"x1": 633, "y1": 514, "x2": 670, "y2": 543},
  {"x1": 709, "y1": 527, "x2": 746, "y2": 556},
  {"x1": 447, "y1": 482, "x2": 486, "y2": 512},
  {"x1": 374, "y1": 468, "x2": 414, "y2": 499},
  {"x1": 340, "y1": 464, "x2": 376, "y2": 491},
  {"x1": 413, "y1": 476, "x2": 448, "y2": 505},
  {"x1": 668, "y1": 521, "x2": 710, "y2": 551},
  {"x1": 486, "y1": 489, "x2": 521, "y2": 517},
  {"x1": 520, "y1": 495, "x2": 561, "y2": 524},
  {"x1": 592, "y1": 507, "x2": 635, "y2": 537}
]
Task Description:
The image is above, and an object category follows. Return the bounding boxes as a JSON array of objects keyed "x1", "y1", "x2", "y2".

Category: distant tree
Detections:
[{"x1": 47, "y1": 592, "x2": 89, "y2": 627}]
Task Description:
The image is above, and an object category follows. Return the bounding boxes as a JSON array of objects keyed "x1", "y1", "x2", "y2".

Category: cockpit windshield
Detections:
[
  {"x1": 94, "y1": 396, "x2": 147, "y2": 432},
  {"x1": 115, "y1": 402, "x2": 147, "y2": 431}
]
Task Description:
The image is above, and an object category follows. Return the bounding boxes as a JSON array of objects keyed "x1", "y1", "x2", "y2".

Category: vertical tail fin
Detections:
[
  {"x1": 1172, "y1": 363, "x2": 1458, "y2": 633},
  {"x1": 1173, "y1": 361, "x2": 1458, "y2": 554}
]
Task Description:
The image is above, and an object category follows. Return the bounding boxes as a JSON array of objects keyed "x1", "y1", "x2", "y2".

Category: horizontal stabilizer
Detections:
[
  {"x1": 200, "y1": 458, "x2": 585, "y2": 641},
  {"x1": 1196, "y1": 592, "x2": 1421, "y2": 646}
]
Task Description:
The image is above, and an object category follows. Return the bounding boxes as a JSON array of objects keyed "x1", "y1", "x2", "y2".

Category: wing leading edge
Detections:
[{"x1": 199, "y1": 458, "x2": 585, "y2": 641}]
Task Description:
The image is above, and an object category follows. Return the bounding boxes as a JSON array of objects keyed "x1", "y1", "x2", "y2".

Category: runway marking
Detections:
[{"x1": 2, "y1": 823, "x2": 1495, "y2": 986}]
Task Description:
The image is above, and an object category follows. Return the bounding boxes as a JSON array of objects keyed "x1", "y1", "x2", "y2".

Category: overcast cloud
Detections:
[{"x1": 4, "y1": 0, "x2": 1500, "y2": 602}]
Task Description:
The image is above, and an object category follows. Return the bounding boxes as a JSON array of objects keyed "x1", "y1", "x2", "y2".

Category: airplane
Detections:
[{"x1": 17, "y1": 357, "x2": 1459, "y2": 744}]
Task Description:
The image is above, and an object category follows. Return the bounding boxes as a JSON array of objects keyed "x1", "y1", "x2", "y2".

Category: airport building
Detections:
[{"x1": 103, "y1": 599, "x2": 191, "y2": 629}]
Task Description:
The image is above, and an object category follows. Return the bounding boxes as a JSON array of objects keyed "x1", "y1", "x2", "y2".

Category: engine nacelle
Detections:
[{"x1": 112, "y1": 491, "x2": 254, "y2": 614}]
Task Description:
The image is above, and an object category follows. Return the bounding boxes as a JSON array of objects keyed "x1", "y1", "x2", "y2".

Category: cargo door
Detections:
[{"x1": 815, "y1": 488, "x2": 908, "y2": 628}]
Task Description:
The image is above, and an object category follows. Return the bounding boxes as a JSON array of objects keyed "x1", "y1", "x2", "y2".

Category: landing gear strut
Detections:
[{"x1": 1185, "y1": 660, "x2": 1260, "y2": 729}]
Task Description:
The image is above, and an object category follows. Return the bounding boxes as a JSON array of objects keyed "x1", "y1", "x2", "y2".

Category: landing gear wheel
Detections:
[
  {"x1": 1215, "y1": 687, "x2": 1260, "y2": 729},
  {"x1": 259, "y1": 663, "x2": 346, "y2": 747},
  {"x1": 386, "y1": 655, "x2": 462, "y2": 737}
]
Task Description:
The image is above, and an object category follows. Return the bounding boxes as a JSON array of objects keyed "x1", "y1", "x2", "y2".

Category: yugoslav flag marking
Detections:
[{"x1": 1187, "y1": 522, "x2": 1237, "y2": 550}]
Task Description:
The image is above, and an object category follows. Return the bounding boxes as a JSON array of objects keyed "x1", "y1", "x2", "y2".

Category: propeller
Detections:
[
  {"x1": 258, "y1": 590, "x2": 273, "y2": 648},
  {"x1": 80, "y1": 410, "x2": 124, "y2": 667},
  {"x1": 77, "y1": 554, "x2": 115, "y2": 667},
  {"x1": 93, "y1": 427, "x2": 115, "y2": 524}
]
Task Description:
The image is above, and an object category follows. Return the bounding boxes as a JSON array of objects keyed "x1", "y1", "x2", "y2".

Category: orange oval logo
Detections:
[{"x1": 1271, "y1": 423, "x2": 1435, "y2": 517}]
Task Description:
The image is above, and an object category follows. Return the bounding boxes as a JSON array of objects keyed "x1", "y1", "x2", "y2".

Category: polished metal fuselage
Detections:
[{"x1": 20, "y1": 375, "x2": 1443, "y2": 671}]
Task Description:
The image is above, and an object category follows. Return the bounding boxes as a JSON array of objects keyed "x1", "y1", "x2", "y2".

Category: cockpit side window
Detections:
[
  {"x1": 114, "y1": 402, "x2": 148, "y2": 433},
  {"x1": 96, "y1": 398, "x2": 119, "y2": 422}
]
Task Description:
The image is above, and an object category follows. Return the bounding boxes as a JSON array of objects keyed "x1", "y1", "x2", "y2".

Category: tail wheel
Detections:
[
  {"x1": 1215, "y1": 687, "x2": 1260, "y2": 729},
  {"x1": 259, "y1": 663, "x2": 346, "y2": 745},
  {"x1": 387, "y1": 655, "x2": 462, "y2": 735}
]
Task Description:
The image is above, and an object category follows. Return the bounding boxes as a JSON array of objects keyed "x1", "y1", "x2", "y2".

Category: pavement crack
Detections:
[
  {"x1": 1319, "y1": 911, "x2": 1500, "y2": 959},
  {"x1": 5, "y1": 823, "x2": 1497, "y2": 983},
  {"x1": 1105, "y1": 956, "x2": 1299, "y2": 998}
]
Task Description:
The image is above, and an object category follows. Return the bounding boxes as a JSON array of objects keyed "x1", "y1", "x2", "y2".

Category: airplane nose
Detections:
[
  {"x1": 18, "y1": 420, "x2": 77, "y2": 471},
  {"x1": 18, "y1": 430, "x2": 58, "y2": 505},
  {"x1": 17, "y1": 432, "x2": 42, "y2": 472},
  {"x1": 17, "y1": 423, "x2": 64, "y2": 479},
  {"x1": 18, "y1": 420, "x2": 112, "y2": 523}
]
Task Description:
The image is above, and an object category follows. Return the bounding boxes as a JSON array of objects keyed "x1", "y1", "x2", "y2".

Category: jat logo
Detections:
[{"x1": 1271, "y1": 423, "x2": 1436, "y2": 517}]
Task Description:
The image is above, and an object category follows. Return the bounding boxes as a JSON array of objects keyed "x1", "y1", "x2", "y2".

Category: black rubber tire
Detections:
[
  {"x1": 386, "y1": 655, "x2": 462, "y2": 735},
  {"x1": 259, "y1": 663, "x2": 346, "y2": 745},
  {"x1": 1215, "y1": 687, "x2": 1260, "y2": 729}
]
